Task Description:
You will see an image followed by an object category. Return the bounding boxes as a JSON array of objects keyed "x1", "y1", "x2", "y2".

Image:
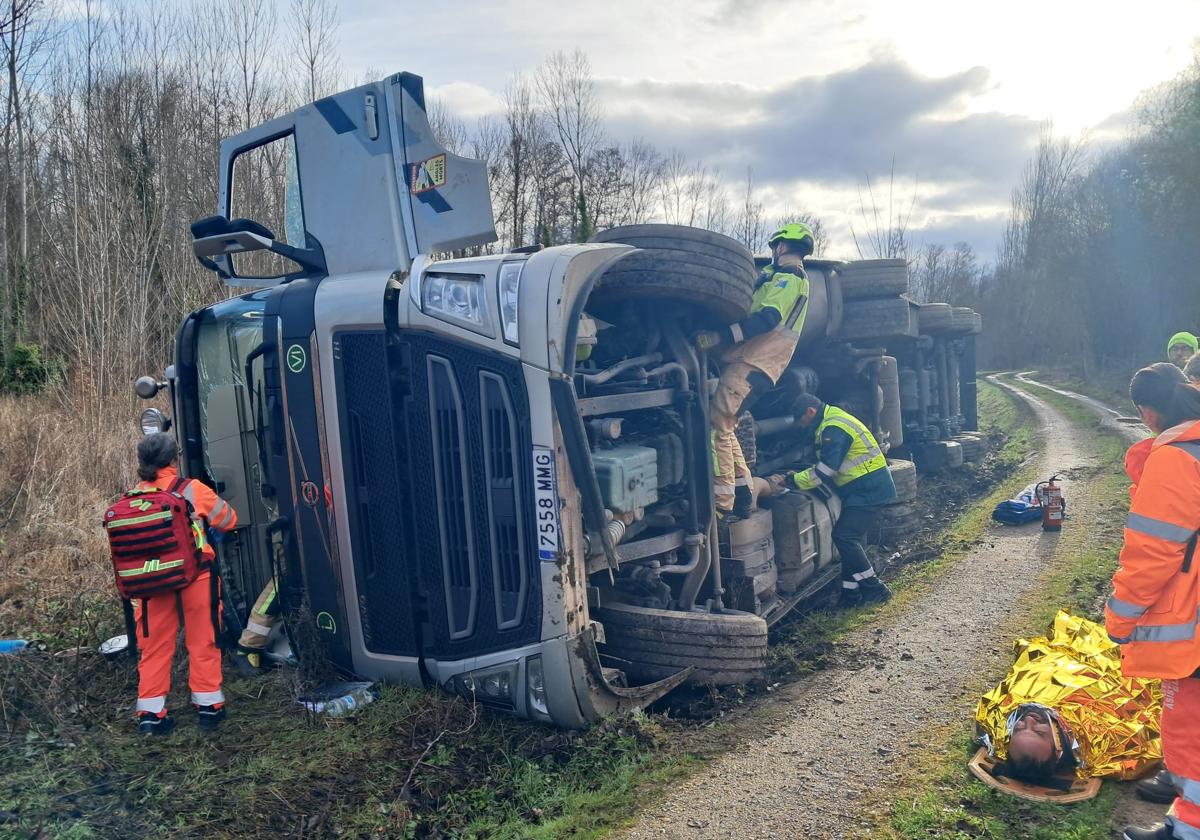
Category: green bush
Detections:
[{"x1": 2, "y1": 342, "x2": 64, "y2": 394}]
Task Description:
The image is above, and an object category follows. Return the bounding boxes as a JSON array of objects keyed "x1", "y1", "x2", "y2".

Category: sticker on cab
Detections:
[
  {"x1": 410, "y1": 153, "x2": 447, "y2": 194},
  {"x1": 532, "y1": 446, "x2": 561, "y2": 561}
]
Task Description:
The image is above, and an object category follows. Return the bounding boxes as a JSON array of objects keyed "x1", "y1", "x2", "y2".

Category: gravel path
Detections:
[{"x1": 621, "y1": 377, "x2": 1123, "y2": 839}]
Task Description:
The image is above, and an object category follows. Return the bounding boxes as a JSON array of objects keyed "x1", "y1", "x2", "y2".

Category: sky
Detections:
[{"x1": 337, "y1": 0, "x2": 1200, "y2": 260}]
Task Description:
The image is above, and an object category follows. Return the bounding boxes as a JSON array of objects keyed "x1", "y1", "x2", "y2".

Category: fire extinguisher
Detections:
[{"x1": 1035, "y1": 475, "x2": 1065, "y2": 531}]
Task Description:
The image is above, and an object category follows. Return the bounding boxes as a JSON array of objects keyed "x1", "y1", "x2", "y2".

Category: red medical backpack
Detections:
[{"x1": 104, "y1": 478, "x2": 203, "y2": 599}]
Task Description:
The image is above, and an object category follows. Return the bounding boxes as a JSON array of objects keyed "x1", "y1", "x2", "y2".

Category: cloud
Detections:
[{"x1": 600, "y1": 57, "x2": 1037, "y2": 192}]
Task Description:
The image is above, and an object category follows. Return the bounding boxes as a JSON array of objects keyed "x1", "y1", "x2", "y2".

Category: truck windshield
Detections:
[{"x1": 193, "y1": 292, "x2": 273, "y2": 520}]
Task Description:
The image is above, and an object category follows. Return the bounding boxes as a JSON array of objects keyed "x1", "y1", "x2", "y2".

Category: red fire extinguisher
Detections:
[{"x1": 1036, "y1": 475, "x2": 1065, "y2": 531}]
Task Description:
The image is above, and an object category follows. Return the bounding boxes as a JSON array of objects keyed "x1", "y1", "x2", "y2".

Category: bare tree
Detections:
[
  {"x1": 848, "y1": 159, "x2": 917, "y2": 261},
  {"x1": 732, "y1": 167, "x2": 765, "y2": 250},
  {"x1": 535, "y1": 49, "x2": 602, "y2": 239},
  {"x1": 287, "y1": 0, "x2": 340, "y2": 104}
]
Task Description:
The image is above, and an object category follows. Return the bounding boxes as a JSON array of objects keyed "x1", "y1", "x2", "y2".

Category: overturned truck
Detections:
[{"x1": 137, "y1": 72, "x2": 981, "y2": 727}]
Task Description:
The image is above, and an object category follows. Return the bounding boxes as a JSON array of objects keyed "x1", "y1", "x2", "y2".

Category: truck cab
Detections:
[{"x1": 144, "y1": 71, "x2": 978, "y2": 728}]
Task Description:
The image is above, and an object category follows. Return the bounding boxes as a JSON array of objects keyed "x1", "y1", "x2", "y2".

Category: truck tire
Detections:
[
  {"x1": 872, "y1": 501, "x2": 922, "y2": 544},
  {"x1": 950, "y1": 307, "x2": 977, "y2": 334},
  {"x1": 596, "y1": 601, "x2": 768, "y2": 686},
  {"x1": 836, "y1": 297, "x2": 920, "y2": 340},
  {"x1": 953, "y1": 433, "x2": 985, "y2": 461},
  {"x1": 887, "y1": 458, "x2": 918, "y2": 503},
  {"x1": 944, "y1": 439, "x2": 964, "y2": 468},
  {"x1": 918, "y1": 303, "x2": 954, "y2": 334},
  {"x1": 912, "y1": 439, "x2": 962, "y2": 473},
  {"x1": 836, "y1": 259, "x2": 909, "y2": 300},
  {"x1": 589, "y1": 225, "x2": 757, "y2": 326}
]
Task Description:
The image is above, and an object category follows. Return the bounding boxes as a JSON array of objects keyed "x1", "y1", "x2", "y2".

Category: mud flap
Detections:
[{"x1": 572, "y1": 624, "x2": 692, "y2": 716}]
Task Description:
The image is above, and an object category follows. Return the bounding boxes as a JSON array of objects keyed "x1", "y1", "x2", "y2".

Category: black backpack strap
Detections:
[
  {"x1": 122, "y1": 599, "x2": 140, "y2": 660},
  {"x1": 209, "y1": 565, "x2": 230, "y2": 650}
]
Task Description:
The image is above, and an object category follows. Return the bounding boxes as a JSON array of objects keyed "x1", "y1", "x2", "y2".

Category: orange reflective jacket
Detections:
[
  {"x1": 1124, "y1": 437, "x2": 1153, "y2": 501},
  {"x1": 1106, "y1": 420, "x2": 1200, "y2": 679},
  {"x1": 136, "y1": 466, "x2": 238, "y2": 561}
]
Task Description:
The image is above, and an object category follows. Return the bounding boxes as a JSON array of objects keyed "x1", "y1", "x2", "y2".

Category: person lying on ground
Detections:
[{"x1": 976, "y1": 611, "x2": 1161, "y2": 788}]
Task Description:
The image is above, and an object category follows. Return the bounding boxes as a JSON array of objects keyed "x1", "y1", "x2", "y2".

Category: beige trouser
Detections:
[
  {"x1": 237, "y1": 579, "x2": 279, "y2": 650},
  {"x1": 711, "y1": 328, "x2": 800, "y2": 510}
]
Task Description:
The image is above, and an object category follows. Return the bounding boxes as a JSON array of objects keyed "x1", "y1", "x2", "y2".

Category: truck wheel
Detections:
[
  {"x1": 836, "y1": 259, "x2": 909, "y2": 300},
  {"x1": 953, "y1": 433, "x2": 985, "y2": 461},
  {"x1": 589, "y1": 225, "x2": 757, "y2": 326},
  {"x1": 917, "y1": 303, "x2": 954, "y2": 334},
  {"x1": 836, "y1": 297, "x2": 920, "y2": 340},
  {"x1": 887, "y1": 458, "x2": 918, "y2": 503},
  {"x1": 596, "y1": 601, "x2": 768, "y2": 686},
  {"x1": 944, "y1": 439, "x2": 964, "y2": 468},
  {"x1": 872, "y1": 501, "x2": 922, "y2": 544},
  {"x1": 950, "y1": 307, "x2": 978, "y2": 334},
  {"x1": 912, "y1": 439, "x2": 963, "y2": 473}
]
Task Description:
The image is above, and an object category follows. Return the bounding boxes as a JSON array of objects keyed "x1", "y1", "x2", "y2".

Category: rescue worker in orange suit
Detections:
[
  {"x1": 695, "y1": 223, "x2": 814, "y2": 519},
  {"x1": 1106, "y1": 363, "x2": 1200, "y2": 840},
  {"x1": 1120, "y1": 363, "x2": 1188, "y2": 807},
  {"x1": 132, "y1": 433, "x2": 238, "y2": 735}
]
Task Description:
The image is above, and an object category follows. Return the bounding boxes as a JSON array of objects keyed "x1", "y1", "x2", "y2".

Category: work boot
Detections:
[
  {"x1": 137, "y1": 712, "x2": 175, "y2": 736},
  {"x1": 232, "y1": 648, "x2": 265, "y2": 678},
  {"x1": 838, "y1": 587, "x2": 863, "y2": 609},
  {"x1": 195, "y1": 704, "x2": 226, "y2": 733},
  {"x1": 860, "y1": 579, "x2": 893, "y2": 605},
  {"x1": 732, "y1": 485, "x2": 754, "y2": 519},
  {"x1": 1136, "y1": 768, "x2": 1177, "y2": 804},
  {"x1": 1122, "y1": 824, "x2": 1173, "y2": 840}
]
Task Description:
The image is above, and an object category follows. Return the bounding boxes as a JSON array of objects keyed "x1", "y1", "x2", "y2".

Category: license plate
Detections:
[{"x1": 532, "y1": 446, "x2": 561, "y2": 561}]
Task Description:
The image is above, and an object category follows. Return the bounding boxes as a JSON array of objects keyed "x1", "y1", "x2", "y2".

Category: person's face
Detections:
[
  {"x1": 1009, "y1": 710, "x2": 1056, "y2": 765},
  {"x1": 796, "y1": 406, "x2": 819, "y2": 428},
  {"x1": 1137, "y1": 404, "x2": 1166, "y2": 435},
  {"x1": 772, "y1": 241, "x2": 788, "y2": 262},
  {"x1": 1169, "y1": 344, "x2": 1192, "y2": 368}
]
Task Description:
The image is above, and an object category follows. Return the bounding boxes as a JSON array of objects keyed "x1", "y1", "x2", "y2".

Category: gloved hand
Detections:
[{"x1": 694, "y1": 330, "x2": 723, "y2": 352}]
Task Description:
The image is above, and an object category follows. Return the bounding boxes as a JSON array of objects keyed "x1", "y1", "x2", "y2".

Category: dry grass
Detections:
[{"x1": 0, "y1": 392, "x2": 139, "y2": 642}]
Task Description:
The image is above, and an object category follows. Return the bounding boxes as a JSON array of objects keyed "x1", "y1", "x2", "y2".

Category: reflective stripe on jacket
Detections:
[
  {"x1": 1105, "y1": 419, "x2": 1200, "y2": 679},
  {"x1": 137, "y1": 465, "x2": 239, "y2": 561},
  {"x1": 750, "y1": 264, "x2": 810, "y2": 336},
  {"x1": 792, "y1": 405, "x2": 896, "y2": 507}
]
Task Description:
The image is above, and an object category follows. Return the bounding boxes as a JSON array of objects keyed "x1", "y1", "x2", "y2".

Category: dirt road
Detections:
[{"x1": 620, "y1": 376, "x2": 1129, "y2": 839}]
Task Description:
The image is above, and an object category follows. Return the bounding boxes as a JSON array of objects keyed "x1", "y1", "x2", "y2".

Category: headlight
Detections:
[
  {"x1": 139, "y1": 408, "x2": 170, "y2": 436},
  {"x1": 526, "y1": 655, "x2": 548, "y2": 717},
  {"x1": 421, "y1": 272, "x2": 492, "y2": 334},
  {"x1": 498, "y1": 261, "x2": 522, "y2": 344},
  {"x1": 447, "y1": 661, "x2": 517, "y2": 710}
]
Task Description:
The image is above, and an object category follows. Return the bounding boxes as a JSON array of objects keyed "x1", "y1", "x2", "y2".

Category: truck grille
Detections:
[
  {"x1": 428, "y1": 356, "x2": 478, "y2": 639},
  {"x1": 480, "y1": 372, "x2": 526, "y2": 629}
]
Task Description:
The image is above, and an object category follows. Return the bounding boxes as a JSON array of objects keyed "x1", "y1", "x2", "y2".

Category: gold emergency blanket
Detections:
[{"x1": 976, "y1": 610, "x2": 1162, "y2": 779}]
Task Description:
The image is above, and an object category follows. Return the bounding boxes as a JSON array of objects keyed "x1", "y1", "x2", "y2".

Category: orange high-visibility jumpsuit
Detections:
[
  {"x1": 133, "y1": 465, "x2": 238, "y2": 716},
  {"x1": 1106, "y1": 420, "x2": 1200, "y2": 839}
]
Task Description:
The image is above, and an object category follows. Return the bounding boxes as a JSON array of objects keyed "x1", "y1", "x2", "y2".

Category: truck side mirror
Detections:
[{"x1": 191, "y1": 215, "x2": 327, "y2": 285}]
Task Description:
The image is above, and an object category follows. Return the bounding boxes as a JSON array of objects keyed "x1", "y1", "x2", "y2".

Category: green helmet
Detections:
[{"x1": 767, "y1": 222, "x2": 815, "y2": 257}]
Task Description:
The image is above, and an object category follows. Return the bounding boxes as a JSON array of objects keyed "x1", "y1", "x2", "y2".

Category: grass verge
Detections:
[
  {"x1": 0, "y1": 379, "x2": 1040, "y2": 839},
  {"x1": 886, "y1": 374, "x2": 1134, "y2": 840}
]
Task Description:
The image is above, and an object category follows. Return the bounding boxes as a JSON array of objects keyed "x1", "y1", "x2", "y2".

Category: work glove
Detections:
[
  {"x1": 766, "y1": 473, "x2": 789, "y2": 494},
  {"x1": 694, "y1": 330, "x2": 723, "y2": 352}
]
